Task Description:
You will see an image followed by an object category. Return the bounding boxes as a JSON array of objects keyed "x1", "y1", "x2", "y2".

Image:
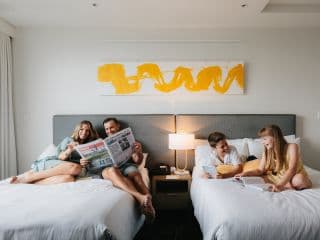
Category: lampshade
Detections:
[{"x1": 168, "y1": 133, "x2": 195, "y2": 150}]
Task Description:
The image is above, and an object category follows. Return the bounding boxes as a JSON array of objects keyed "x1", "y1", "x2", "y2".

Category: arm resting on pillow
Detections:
[
  {"x1": 218, "y1": 164, "x2": 243, "y2": 178},
  {"x1": 237, "y1": 153, "x2": 266, "y2": 177}
]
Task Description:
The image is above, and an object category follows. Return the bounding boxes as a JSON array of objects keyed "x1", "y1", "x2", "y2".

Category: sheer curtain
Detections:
[{"x1": 0, "y1": 31, "x2": 17, "y2": 179}]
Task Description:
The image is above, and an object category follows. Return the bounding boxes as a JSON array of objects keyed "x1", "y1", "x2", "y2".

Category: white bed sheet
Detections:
[
  {"x1": 191, "y1": 166, "x2": 320, "y2": 240},
  {"x1": 0, "y1": 178, "x2": 145, "y2": 240}
]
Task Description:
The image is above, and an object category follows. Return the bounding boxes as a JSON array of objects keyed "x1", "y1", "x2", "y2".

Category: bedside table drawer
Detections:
[
  {"x1": 153, "y1": 193, "x2": 190, "y2": 210},
  {"x1": 151, "y1": 174, "x2": 192, "y2": 210},
  {"x1": 156, "y1": 180, "x2": 189, "y2": 193}
]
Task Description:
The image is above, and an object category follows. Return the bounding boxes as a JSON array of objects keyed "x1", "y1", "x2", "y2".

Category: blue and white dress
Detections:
[{"x1": 31, "y1": 137, "x2": 77, "y2": 172}]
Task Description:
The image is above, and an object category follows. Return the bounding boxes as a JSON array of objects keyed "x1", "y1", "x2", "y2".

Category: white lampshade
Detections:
[{"x1": 168, "y1": 133, "x2": 195, "y2": 150}]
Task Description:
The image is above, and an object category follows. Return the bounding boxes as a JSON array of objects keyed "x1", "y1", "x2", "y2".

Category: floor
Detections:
[{"x1": 134, "y1": 209, "x2": 202, "y2": 240}]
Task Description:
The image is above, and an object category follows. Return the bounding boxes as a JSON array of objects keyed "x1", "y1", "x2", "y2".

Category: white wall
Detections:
[
  {"x1": 13, "y1": 27, "x2": 320, "y2": 172},
  {"x1": 0, "y1": 18, "x2": 15, "y2": 36}
]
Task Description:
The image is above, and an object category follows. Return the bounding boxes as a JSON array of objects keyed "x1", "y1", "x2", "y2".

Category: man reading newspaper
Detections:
[
  {"x1": 79, "y1": 117, "x2": 156, "y2": 224},
  {"x1": 75, "y1": 128, "x2": 136, "y2": 172}
]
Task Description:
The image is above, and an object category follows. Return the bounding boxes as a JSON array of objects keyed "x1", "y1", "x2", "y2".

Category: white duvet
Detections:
[
  {"x1": 191, "y1": 166, "x2": 320, "y2": 240},
  {"x1": 0, "y1": 179, "x2": 144, "y2": 240}
]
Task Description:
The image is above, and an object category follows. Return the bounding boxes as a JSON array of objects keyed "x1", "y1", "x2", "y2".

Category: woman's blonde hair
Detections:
[
  {"x1": 71, "y1": 120, "x2": 99, "y2": 144},
  {"x1": 258, "y1": 125, "x2": 287, "y2": 174}
]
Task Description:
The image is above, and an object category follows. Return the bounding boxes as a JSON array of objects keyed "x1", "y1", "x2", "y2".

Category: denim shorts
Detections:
[{"x1": 118, "y1": 162, "x2": 139, "y2": 176}]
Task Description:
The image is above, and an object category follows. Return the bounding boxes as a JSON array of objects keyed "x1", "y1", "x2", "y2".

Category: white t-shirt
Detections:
[{"x1": 208, "y1": 145, "x2": 242, "y2": 166}]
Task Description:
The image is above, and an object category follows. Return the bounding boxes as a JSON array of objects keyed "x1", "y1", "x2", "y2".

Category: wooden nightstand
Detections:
[{"x1": 151, "y1": 174, "x2": 192, "y2": 210}]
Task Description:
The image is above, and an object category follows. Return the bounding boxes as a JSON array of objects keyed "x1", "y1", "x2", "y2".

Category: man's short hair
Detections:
[
  {"x1": 102, "y1": 117, "x2": 120, "y2": 126},
  {"x1": 208, "y1": 132, "x2": 227, "y2": 148}
]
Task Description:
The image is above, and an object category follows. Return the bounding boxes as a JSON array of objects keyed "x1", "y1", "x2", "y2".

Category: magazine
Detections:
[
  {"x1": 202, "y1": 165, "x2": 217, "y2": 178},
  {"x1": 233, "y1": 176, "x2": 272, "y2": 191},
  {"x1": 75, "y1": 128, "x2": 135, "y2": 171}
]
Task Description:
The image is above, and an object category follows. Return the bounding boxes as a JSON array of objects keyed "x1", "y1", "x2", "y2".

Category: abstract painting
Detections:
[{"x1": 97, "y1": 61, "x2": 244, "y2": 95}]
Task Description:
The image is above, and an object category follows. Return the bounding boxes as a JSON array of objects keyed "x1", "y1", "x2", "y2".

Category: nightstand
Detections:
[{"x1": 151, "y1": 174, "x2": 192, "y2": 210}]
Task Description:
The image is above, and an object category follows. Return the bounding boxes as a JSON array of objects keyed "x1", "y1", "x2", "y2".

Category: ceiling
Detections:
[{"x1": 1, "y1": 0, "x2": 320, "y2": 28}]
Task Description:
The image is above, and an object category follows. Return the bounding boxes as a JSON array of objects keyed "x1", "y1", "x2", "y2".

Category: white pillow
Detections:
[
  {"x1": 195, "y1": 145, "x2": 213, "y2": 167},
  {"x1": 284, "y1": 135, "x2": 296, "y2": 143},
  {"x1": 247, "y1": 138, "x2": 264, "y2": 159},
  {"x1": 37, "y1": 144, "x2": 58, "y2": 160},
  {"x1": 138, "y1": 153, "x2": 148, "y2": 169},
  {"x1": 247, "y1": 135, "x2": 300, "y2": 159},
  {"x1": 194, "y1": 138, "x2": 249, "y2": 164},
  {"x1": 227, "y1": 138, "x2": 249, "y2": 159},
  {"x1": 194, "y1": 138, "x2": 249, "y2": 166}
]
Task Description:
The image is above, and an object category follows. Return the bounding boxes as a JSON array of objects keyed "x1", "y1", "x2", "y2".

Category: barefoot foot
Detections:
[
  {"x1": 141, "y1": 195, "x2": 156, "y2": 224},
  {"x1": 9, "y1": 176, "x2": 18, "y2": 184},
  {"x1": 9, "y1": 173, "x2": 32, "y2": 184}
]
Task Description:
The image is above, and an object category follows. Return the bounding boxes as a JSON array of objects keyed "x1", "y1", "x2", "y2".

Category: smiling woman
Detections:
[{"x1": 10, "y1": 120, "x2": 99, "y2": 185}]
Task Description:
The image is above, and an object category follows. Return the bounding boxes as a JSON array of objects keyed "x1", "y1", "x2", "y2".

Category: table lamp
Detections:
[{"x1": 168, "y1": 133, "x2": 195, "y2": 175}]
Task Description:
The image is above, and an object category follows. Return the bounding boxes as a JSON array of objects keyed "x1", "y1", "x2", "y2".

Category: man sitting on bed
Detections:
[{"x1": 95, "y1": 117, "x2": 155, "y2": 223}]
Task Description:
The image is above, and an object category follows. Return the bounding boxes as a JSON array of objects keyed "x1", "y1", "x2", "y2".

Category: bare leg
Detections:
[
  {"x1": 128, "y1": 172, "x2": 156, "y2": 223},
  {"x1": 127, "y1": 172, "x2": 149, "y2": 195},
  {"x1": 34, "y1": 175, "x2": 75, "y2": 185},
  {"x1": 102, "y1": 167, "x2": 147, "y2": 205},
  {"x1": 10, "y1": 162, "x2": 82, "y2": 184},
  {"x1": 292, "y1": 173, "x2": 312, "y2": 190}
]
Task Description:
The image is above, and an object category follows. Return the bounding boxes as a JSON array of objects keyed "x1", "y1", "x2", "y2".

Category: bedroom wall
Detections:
[
  {"x1": 12, "y1": 27, "x2": 320, "y2": 173},
  {"x1": 0, "y1": 18, "x2": 15, "y2": 36}
]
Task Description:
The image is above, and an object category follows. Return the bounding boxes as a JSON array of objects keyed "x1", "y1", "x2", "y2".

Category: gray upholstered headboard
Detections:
[
  {"x1": 53, "y1": 114, "x2": 296, "y2": 170},
  {"x1": 53, "y1": 115, "x2": 175, "y2": 168},
  {"x1": 176, "y1": 114, "x2": 295, "y2": 138},
  {"x1": 175, "y1": 114, "x2": 296, "y2": 169}
]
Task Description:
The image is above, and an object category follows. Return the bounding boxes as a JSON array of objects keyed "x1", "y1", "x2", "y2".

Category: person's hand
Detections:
[
  {"x1": 235, "y1": 172, "x2": 245, "y2": 178},
  {"x1": 80, "y1": 158, "x2": 89, "y2": 167},
  {"x1": 133, "y1": 142, "x2": 142, "y2": 153},
  {"x1": 269, "y1": 184, "x2": 284, "y2": 192},
  {"x1": 67, "y1": 142, "x2": 78, "y2": 151},
  {"x1": 132, "y1": 152, "x2": 139, "y2": 163},
  {"x1": 202, "y1": 172, "x2": 211, "y2": 179},
  {"x1": 215, "y1": 173, "x2": 223, "y2": 179}
]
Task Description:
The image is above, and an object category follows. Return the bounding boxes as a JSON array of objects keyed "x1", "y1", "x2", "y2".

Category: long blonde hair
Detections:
[
  {"x1": 259, "y1": 125, "x2": 288, "y2": 174},
  {"x1": 71, "y1": 120, "x2": 99, "y2": 144}
]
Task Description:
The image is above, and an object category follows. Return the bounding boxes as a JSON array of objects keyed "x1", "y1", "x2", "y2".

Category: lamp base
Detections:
[{"x1": 174, "y1": 169, "x2": 190, "y2": 176}]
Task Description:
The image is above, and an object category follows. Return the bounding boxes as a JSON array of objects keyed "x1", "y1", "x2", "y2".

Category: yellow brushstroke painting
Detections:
[{"x1": 97, "y1": 62, "x2": 244, "y2": 95}]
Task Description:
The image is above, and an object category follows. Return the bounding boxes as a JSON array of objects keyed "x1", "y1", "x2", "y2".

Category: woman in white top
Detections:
[{"x1": 203, "y1": 132, "x2": 243, "y2": 179}]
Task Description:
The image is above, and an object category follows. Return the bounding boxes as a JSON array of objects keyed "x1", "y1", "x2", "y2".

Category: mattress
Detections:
[
  {"x1": 0, "y1": 179, "x2": 145, "y2": 240},
  {"x1": 191, "y1": 166, "x2": 320, "y2": 240}
]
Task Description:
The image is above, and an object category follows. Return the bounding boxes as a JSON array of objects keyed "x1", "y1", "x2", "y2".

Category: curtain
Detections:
[{"x1": 0, "y1": 32, "x2": 17, "y2": 179}]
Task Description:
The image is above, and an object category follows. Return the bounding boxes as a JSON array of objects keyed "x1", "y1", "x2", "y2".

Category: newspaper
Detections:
[
  {"x1": 233, "y1": 176, "x2": 272, "y2": 191},
  {"x1": 75, "y1": 128, "x2": 136, "y2": 171}
]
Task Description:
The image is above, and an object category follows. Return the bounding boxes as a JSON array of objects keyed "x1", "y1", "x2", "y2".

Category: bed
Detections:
[
  {"x1": 176, "y1": 114, "x2": 320, "y2": 240},
  {"x1": 0, "y1": 179, "x2": 141, "y2": 239},
  {"x1": 191, "y1": 166, "x2": 320, "y2": 240},
  {"x1": 0, "y1": 114, "x2": 175, "y2": 240}
]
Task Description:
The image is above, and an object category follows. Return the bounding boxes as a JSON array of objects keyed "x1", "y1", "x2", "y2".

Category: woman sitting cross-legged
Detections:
[
  {"x1": 236, "y1": 125, "x2": 312, "y2": 192},
  {"x1": 10, "y1": 120, "x2": 99, "y2": 184}
]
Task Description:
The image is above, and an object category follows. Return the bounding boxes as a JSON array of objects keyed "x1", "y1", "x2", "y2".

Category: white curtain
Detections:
[{"x1": 0, "y1": 32, "x2": 17, "y2": 179}]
